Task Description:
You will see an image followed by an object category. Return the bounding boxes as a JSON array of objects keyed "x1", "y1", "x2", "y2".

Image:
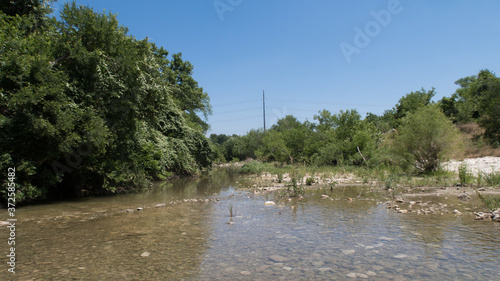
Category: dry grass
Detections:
[{"x1": 456, "y1": 123, "x2": 500, "y2": 158}]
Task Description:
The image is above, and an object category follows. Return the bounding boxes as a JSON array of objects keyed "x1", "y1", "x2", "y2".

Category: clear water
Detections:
[{"x1": 1, "y1": 169, "x2": 499, "y2": 280}]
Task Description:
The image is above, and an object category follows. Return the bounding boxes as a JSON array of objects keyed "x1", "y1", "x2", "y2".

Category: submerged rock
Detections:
[{"x1": 268, "y1": 255, "x2": 288, "y2": 262}]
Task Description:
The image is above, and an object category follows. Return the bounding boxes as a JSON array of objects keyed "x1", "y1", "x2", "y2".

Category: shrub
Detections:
[
  {"x1": 392, "y1": 105, "x2": 463, "y2": 173},
  {"x1": 306, "y1": 177, "x2": 314, "y2": 185},
  {"x1": 458, "y1": 163, "x2": 473, "y2": 186},
  {"x1": 240, "y1": 161, "x2": 266, "y2": 174}
]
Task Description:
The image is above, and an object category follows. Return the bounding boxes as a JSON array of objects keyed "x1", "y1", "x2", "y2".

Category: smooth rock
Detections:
[
  {"x1": 141, "y1": 251, "x2": 150, "y2": 257},
  {"x1": 283, "y1": 266, "x2": 292, "y2": 271},
  {"x1": 366, "y1": 271, "x2": 377, "y2": 276},
  {"x1": 264, "y1": 201, "x2": 276, "y2": 206},
  {"x1": 318, "y1": 267, "x2": 333, "y2": 272},
  {"x1": 240, "y1": 271, "x2": 251, "y2": 275},
  {"x1": 269, "y1": 255, "x2": 288, "y2": 262},
  {"x1": 393, "y1": 254, "x2": 407, "y2": 259},
  {"x1": 346, "y1": 272, "x2": 357, "y2": 278},
  {"x1": 342, "y1": 249, "x2": 356, "y2": 255},
  {"x1": 493, "y1": 214, "x2": 500, "y2": 222},
  {"x1": 321, "y1": 194, "x2": 329, "y2": 199},
  {"x1": 155, "y1": 203, "x2": 166, "y2": 207},
  {"x1": 453, "y1": 209, "x2": 462, "y2": 215}
]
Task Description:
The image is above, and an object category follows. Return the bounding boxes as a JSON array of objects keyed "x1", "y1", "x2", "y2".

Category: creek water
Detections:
[{"x1": 1, "y1": 169, "x2": 499, "y2": 280}]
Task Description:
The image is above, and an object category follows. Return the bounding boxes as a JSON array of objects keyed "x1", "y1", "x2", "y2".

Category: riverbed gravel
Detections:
[{"x1": 442, "y1": 156, "x2": 500, "y2": 176}]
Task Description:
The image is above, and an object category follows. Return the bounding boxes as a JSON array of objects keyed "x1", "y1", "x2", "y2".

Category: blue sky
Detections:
[{"x1": 54, "y1": 0, "x2": 500, "y2": 135}]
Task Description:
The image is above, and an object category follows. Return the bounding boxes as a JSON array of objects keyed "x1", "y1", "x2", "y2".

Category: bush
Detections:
[
  {"x1": 392, "y1": 105, "x2": 463, "y2": 173},
  {"x1": 458, "y1": 163, "x2": 474, "y2": 186},
  {"x1": 306, "y1": 177, "x2": 314, "y2": 185},
  {"x1": 240, "y1": 161, "x2": 266, "y2": 174}
]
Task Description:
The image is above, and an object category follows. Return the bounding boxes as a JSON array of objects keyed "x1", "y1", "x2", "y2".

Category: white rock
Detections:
[
  {"x1": 141, "y1": 251, "x2": 150, "y2": 257},
  {"x1": 264, "y1": 201, "x2": 276, "y2": 206},
  {"x1": 342, "y1": 249, "x2": 356, "y2": 255}
]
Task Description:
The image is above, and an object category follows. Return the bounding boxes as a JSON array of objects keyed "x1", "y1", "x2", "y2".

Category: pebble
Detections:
[
  {"x1": 240, "y1": 271, "x2": 251, "y2": 275},
  {"x1": 264, "y1": 201, "x2": 276, "y2": 206},
  {"x1": 366, "y1": 271, "x2": 377, "y2": 276},
  {"x1": 283, "y1": 266, "x2": 292, "y2": 271},
  {"x1": 342, "y1": 249, "x2": 356, "y2": 255},
  {"x1": 269, "y1": 255, "x2": 288, "y2": 262},
  {"x1": 140, "y1": 252, "x2": 150, "y2": 257},
  {"x1": 393, "y1": 254, "x2": 408, "y2": 259}
]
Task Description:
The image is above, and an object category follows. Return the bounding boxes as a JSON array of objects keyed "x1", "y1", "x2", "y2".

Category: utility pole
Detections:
[{"x1": 263, "y1": 90, "x2": 266, "y2": 132}]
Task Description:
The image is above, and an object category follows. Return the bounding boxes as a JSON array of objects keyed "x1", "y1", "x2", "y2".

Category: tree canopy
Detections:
[{"x1": 0, "y1": 1, "x2": 213, "y2": 202}]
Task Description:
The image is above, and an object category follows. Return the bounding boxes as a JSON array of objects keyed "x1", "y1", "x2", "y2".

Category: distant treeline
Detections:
[
  {"x1": 0, "y1": 1, "x2": 213, "y2": 202},
  {"x1": 211, "y1": 69, "x2": 500, "y2": 173}
]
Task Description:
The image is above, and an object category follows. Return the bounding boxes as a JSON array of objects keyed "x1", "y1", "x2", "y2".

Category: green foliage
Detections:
[
  {"x1": 305, "y1": 177, "x2": 314, "y2": 185},
  {"x1": 458, "y1": 163, "x2": 473, "y2": 186},
  {"x1": 312, "y1": 109, "x2": 378, "y2": 166},
  {"x1": 394, "y1": 88, "x2": 435, "y2": 121},
  {"x1": 257, "y1": 130, "x2": 291, "y2": 163},
  {"x1": 391, "y1": 105, "x2": 462, "y2": 173},
  {"x1": 474, "y1": 188, "x2": 500, "y2": 211},
  {"x1": 240, "y1": 161, "x2": 266, "y2": 174},
  {"x1": 277, "y1": 172, "x2": 283, "y2": 183},
  {"x1": 482, "y1": 171, "x2": 500, "y2": 187},
  {"x1": 0, "y1": 2, "x2": 213, "y2": 202},
  {"x1": 442, "y1": 69, "x2": 500, "y2": 143}
]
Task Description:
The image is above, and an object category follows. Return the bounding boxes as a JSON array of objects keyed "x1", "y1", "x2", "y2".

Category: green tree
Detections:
[
  {"x1": 0, "y1": 2, "x2": 213, "y2": 202},
  {"x1": 392, "y1": 105, "x2": 462, "y2": 173},
  {"x1": 257, "y1": 130, "x2": 290, "y2": 163},
  {"x1": 312, "y1": 109, "x2": 377, "y2": 166},
  {"x1": 393, "y1": 88, "x2": 435, "y2": 126}
]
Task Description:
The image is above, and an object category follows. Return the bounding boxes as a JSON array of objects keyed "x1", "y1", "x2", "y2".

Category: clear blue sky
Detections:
[{"x1": 54, "y1": 0, "x2": 500, "y2": 135}]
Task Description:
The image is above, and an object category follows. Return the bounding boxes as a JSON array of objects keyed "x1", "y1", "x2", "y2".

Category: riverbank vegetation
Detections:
[
  {"x1": 0, "y1": 1, "x2": 213, "y2": 202},
  {"x1": 211, "y1": 71, "x2": 500, "y2": 195}
]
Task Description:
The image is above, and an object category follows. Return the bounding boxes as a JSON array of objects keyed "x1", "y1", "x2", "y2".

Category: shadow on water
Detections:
[{"x1": 1, "y1": 168, "x2": 499, "y2": 280}]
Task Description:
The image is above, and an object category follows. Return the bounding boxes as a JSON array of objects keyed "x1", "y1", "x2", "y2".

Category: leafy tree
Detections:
[
  {"x1": 393, "y1": 88, "x2": 435, "y2": 126},
  {"x1": 235, "y1": 129, "x2": 264, "y2": 160},
  {"x1": 164, "y1": 53, "x2": 212, "y2": 133},
  {"x1": 445, "y1": 69, "x2": 500, "y2": 143},
  {"x1": 256, "y1": 130, "x2": 290, "y2": 163},
  {"x1": 476, "y1": 73, "x2": 500, "y2": 142},
  {"x1": 312, "y1": 109, "x2": 377, "y2": 166},
  {"x1": 392, "y1": 105, "x2": 462, "y2": 173},
  {"x1": 0, "y1": 2, "x2": 213, "y2": 202}
]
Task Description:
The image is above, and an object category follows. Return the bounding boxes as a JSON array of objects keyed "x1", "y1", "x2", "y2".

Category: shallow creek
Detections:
[{"x1": 1, "y1": 169, "x2": 499, "y2": 280}]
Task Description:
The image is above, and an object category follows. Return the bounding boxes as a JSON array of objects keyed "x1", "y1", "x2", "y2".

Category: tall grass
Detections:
[
  {"x1": 483, "y1": 171, "x2": 500, "y2": 187},
  {"x1": 458, "y1": 163, "x2": 474, "y2": 186}
]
